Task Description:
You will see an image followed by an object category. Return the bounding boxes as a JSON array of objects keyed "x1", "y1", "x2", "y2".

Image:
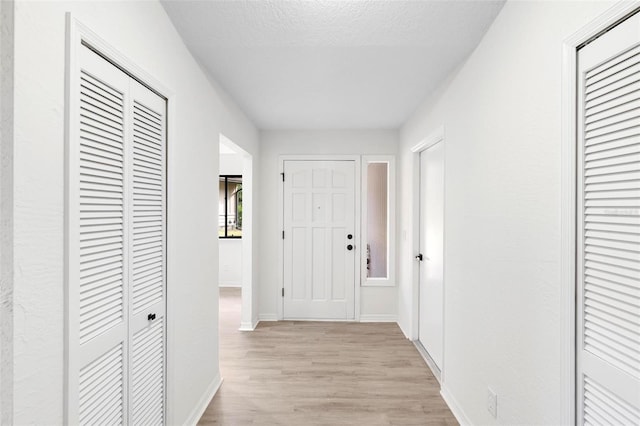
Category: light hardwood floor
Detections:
[{"x1": 198, "y1": 288, "x2": 458, "y2": 425}]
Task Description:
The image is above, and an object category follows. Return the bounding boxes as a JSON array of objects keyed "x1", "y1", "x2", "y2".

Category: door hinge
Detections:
[
  {"x1": 282, "y1": 288, "x2": 285, "y2": 297},
  {"x1": 281, "y1": 172, "x2": 285, "y2": 182},
  {"x1": 282, "y1": 230, "x2": 285, "y2": 239}
]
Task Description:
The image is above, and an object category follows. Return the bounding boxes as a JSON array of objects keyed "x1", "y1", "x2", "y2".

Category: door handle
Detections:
[
  {"x1": 347, "y1": 244, "x2": 354, "y2": 251},
  {"x1": 148, "y1": 313, "x2": 156, "y2": 321},
  {"x1": 415, "y1": 254, "x2": 423, "y2": 261}
]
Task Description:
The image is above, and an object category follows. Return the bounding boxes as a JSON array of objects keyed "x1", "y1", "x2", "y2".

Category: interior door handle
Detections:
[
  {"x1": 415, "y1": 254, "x2": 423, "y2": 261},
  {"x1": 347, "y1": 244, "x2": 354, "y2": 251}
]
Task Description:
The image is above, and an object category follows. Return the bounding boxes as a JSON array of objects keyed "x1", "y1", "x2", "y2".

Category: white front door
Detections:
[
  {"x1": 418, "y1": 141, "x2": 444, "y2": 371},
  {"x1": 283, "y1": 160, "x2": 356, "y2": 320},
  {"x1": 577, "y1": 12, "x2": 640, "y2": 424}
]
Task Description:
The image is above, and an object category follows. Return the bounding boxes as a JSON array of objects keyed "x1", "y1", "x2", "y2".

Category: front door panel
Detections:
[{"x1": 283, "y1": 160, "x2": 356, "y2": 320}]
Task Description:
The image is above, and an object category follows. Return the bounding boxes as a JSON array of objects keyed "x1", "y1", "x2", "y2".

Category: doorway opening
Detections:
[{"x1": 219, "y1": 134, "x2": 254, "y2": 330}]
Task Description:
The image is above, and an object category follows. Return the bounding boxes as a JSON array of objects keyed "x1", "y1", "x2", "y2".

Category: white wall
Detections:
[
  {"x1": 219, "y1": 152, "x2": 243, "y2": 287},
  {"x1": 0, "y1": 1, "x2": 14, "y2": 423},
  {"x1": 219, "y1": 239, "x2": 242, "y2": 287},
  {"x1": 220, "y1": 153, "x2": 243, "y2": 175},
  {"x1": 397, "y1": 1, "x2": 615, "y2": 424},
  {"x1": 11, "y1": 1, "x2": 258, "y2": 424},
  {"x1": 258, "y1": 130, "x2": 398, "y2": 321}
]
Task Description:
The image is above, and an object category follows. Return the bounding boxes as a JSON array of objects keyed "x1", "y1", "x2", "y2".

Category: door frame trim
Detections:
[
  {"x1": 65, "y1": 15, "x2": 175, "y2": 425},
  {"x1": 561, "y1": 2, "x2": 640, "y2": 424},
  {"x1": 219, "y1": 134, "x2": 256, "y2": 331},
  {"x1": 410, "y1": 126, "x2": 446, "y2": 384},
  {"x1": 277, "y1": 155, "x2": 362, "y2": 321}
]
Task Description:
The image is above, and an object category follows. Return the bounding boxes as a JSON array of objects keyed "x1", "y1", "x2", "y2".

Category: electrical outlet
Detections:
[{"x1": 487, "y1": 388, "x2": 498, "y2": 418}]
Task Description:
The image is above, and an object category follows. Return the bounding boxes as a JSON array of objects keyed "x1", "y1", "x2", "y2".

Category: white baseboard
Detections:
[
  {"x1": 398, "y1": 320, "x2": 411, "y2": 339},
  {"x1": 239, "y1": 322, "x2": 253, "y2": 331},
  {"x1": 256, "y1": 314, "x2": 398, "y2": 323},
  {"x1": 359, "y1": 314, "x2": 397, "y2": 323},
  {"x1": 219, "y1": 283, "x2": 241, "y2": 288},
  {"x1": 413, "y1": 340, "x2": 441, "y2": 384},
  {"x1": 441, "y1": 386, "x2": 472, "y2": 426},
  {"x1": 258, "y1": 313, "x2": 278, "y2": 321},
  {"x1": 183, "y1": 373, "x2": 223, "y2": 426},
  {"x1": 239, "y1": 317, "x2": 259, "y2": 331}
]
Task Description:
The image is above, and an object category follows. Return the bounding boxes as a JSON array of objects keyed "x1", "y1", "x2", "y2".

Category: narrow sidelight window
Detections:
[{"x1": 219, "y1": 175, "x2": 242, "y2": 238}]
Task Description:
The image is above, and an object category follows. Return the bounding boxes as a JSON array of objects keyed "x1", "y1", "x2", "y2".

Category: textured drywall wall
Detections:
[
  {"x1": 397, "y1": 1, "x2": 616, "y2": 424},
  {"x1": 0, "y1": 1, "x2": 14, "y2": 423},
  {"x1": 258, "y1": 130, "x2": 398, "y2": 320},
  {"x1": 12, "y1": 1, "x2": 258, "y2": 423}
]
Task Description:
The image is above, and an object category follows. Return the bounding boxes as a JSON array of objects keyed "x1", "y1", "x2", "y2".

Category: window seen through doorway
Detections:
[{"x1": 219, "y1": 175, "x2": 242, "y2": 238}]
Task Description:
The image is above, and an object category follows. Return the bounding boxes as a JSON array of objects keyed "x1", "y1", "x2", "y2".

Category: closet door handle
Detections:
[{"x1": 148, "y1": 313, "x2": 156, "y2": 321}]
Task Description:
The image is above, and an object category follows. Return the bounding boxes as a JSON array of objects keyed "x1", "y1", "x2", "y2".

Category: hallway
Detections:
[{"x1": 199, "y1": 288, "x2": 457, "y2": 425}]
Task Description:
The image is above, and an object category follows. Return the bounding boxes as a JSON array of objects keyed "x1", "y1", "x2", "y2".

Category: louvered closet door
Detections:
[
  {"x1": 70, "y1": 43, "x2": 167, "y2": 426},
  {"x1": 70, "y1": 44, "x2": 131, "y2": 426},
  {"x1": 577, "y1": 12, "x2": 640, "y2": 425},
  {"x1": 127, "y1": 80, "x2": 167, "y2": 426}
]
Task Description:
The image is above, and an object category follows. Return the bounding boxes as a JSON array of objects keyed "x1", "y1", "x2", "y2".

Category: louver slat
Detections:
[
  {"x1": 586, "y1": 44, "x2": 640, "y2": 87},
  {"x1": 78, "y1": 70, "x2": 125, "y2": 346},
  {"x1": 79, "y1": 343, "x2": 124, "y2": 426},
  {"x1": 582, "y1": 54, "x2": 640, "y2": 380},
  {"x1": 131, "y1": 321, "x2": 164, "y2": 426},
  {"x1": 583, "y1": 376, "x2": 640, "y2": 425},
  {"x1": 131, "y1": 100, "x2": 164, "y2": 314}
]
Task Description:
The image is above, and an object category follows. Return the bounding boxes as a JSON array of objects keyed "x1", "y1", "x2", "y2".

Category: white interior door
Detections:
[
  {"x1": 418, "y1": 142, "x2": 444, "y2": 371},
  {"x1": 71, "y1": 44, "x2": 131, "y2": 426},
  {"x1": 577, "y1": 12, "x2": 640, "y2": 424},
  {"x1": 68, "y1": 43, "x2": 167, "y2": 425},
  {"x1": 128, "y1": 78, "x2": 167, "y2": 426},
  {"x1": 283, "y1": 160, "x2": 356, "y2": 319}
]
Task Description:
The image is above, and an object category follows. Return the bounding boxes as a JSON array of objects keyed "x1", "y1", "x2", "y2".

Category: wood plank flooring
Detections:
[{"x1": 198, "y1": 288, "x2": 458, "y2": 425}]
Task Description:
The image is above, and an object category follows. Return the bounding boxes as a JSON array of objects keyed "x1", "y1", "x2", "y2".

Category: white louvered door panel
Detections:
[
  {"x1": 128, "y1": 80, "x2": 166, "y2": 426},
  {"x1": 70, "y1": 43, "x2": 167, "y2": 426},
  {"x1": 69, "y1": 44, "x2": 130, "y2": 425},
  {"x1": 577, "y1": 12, "x2": 640, "y2": 425}
]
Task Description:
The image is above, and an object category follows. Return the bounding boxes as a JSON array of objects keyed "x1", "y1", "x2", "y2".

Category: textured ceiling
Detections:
[{"x1": 161, "y1": 0, "x2": 505, "y2": 129}]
